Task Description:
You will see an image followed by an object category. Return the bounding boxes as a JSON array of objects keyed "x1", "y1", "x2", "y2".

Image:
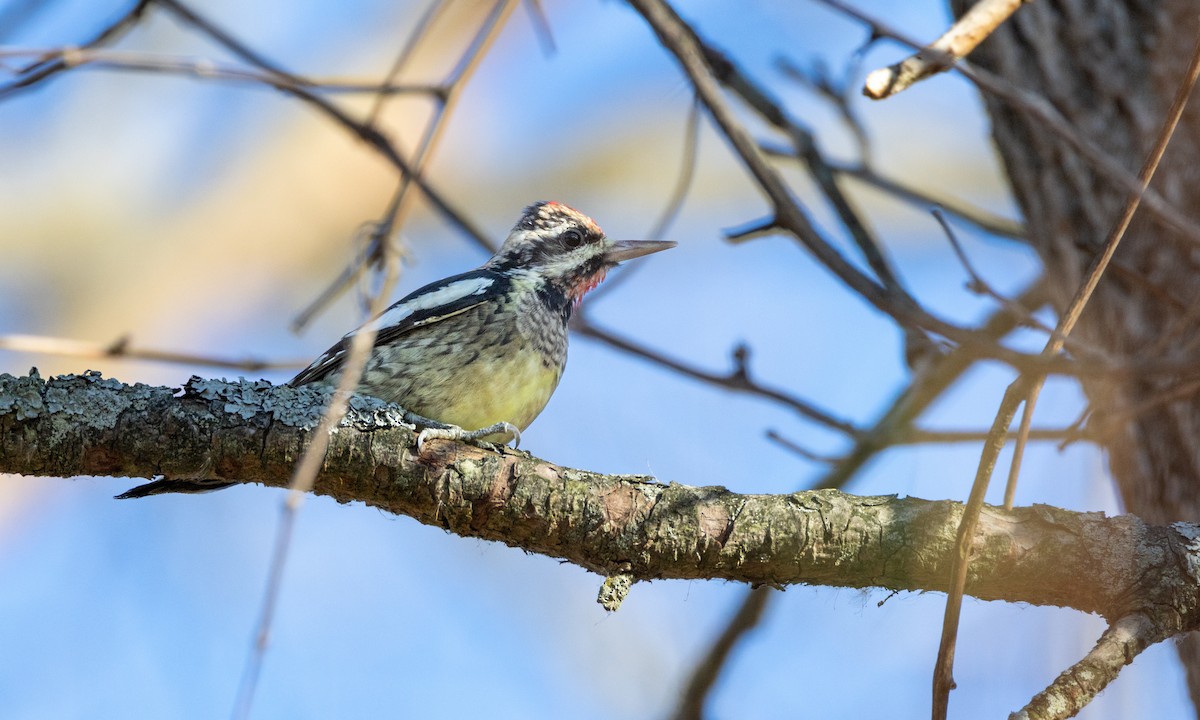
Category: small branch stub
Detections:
[{"x1": 598, "y1": 572, "x2": 636, "y2": 612}]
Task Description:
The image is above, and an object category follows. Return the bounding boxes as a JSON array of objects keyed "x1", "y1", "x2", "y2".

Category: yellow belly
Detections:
[{"x1": 411, "y1": 347, "x2": 562, "y2": 436}]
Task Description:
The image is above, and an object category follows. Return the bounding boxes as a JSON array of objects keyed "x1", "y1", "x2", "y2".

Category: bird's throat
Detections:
[{"x1": 569, "y1": 267, "x2": 608, "y2": 306}]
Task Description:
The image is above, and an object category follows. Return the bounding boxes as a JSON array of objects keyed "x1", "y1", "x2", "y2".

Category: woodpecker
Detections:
[{"x1": 118, "y1": 202, "x2": 674, "y2": 498}]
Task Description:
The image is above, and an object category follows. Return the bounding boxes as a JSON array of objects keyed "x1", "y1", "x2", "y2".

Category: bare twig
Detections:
[
  {"x1": 521, "y1": 0, "x2": 557, "y2": 55},
  {"x1": 698, "y1": 39, "x2": 904, "y2": 297},
  {"x1": 0, "y1": 333, "x2": 301, "y2": 372},
  {"x1": 574, "y1": 315, "x2": 860, "y2": 437},
  {"x1": 863, "y1": 0, "x2": 1027, "y2": 100},
  {"x1": 900, "y1": 427, "x2": 1074, "y2": 444},
  {"x1": 932, "y1": 376, "x2": 1030, "y2": 720},
  {"x1": 931, "y1": 209, "x2": 1056, "y2": 337},
  {"x1": 776, "y1": 55, "x2": 871, "y2": 163},
  {"x1": 364, "y1": 0, "x2": 449, "y2": 125},
  {"x1": 766, "y1": 430, "x2": 842, "y2": 463},
  {"x1": 671, "y1": 587, "x2": 773, "y2": 720},
  {"x1": 232, "y1": 233, "x2": 403, "y2": 720},
  {"x1": 832, "y1": 160, "x2": 1025, "y2": 239},
  {"x1": 814, "y1": 277, "x2": 1048, "y2": 490},
  {"x1": 762, "y1": 141, "x2": 1025, "y2": 239},
  {"x1": 769, "y1": 424, "x2": 1075, "y2": 465},
  {"x1": 0, "y1": 46, "x2": 440, "y2": 95}
]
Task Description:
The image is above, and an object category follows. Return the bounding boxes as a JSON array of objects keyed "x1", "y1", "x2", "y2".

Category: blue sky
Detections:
[{"x1": 0, "y1": 1, "x2": 1191, "y2": 718}]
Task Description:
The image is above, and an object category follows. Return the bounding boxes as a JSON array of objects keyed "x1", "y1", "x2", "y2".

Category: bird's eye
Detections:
[{"x1": 562, "y1": 229, "x2": 584, "y2": 248}]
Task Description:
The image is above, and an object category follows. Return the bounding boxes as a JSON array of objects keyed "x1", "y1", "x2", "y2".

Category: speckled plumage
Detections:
[
  {"x1": 289, "y1": 202, "x2": 672, "y2": 438},
  {"x1": 306, "y1": 269, "x2": 570, "y2": 432}
]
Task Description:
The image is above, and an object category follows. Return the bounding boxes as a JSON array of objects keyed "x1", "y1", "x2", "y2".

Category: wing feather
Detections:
[{"x1": 289, "y1": 269, "x2": 503, "y2": 386}]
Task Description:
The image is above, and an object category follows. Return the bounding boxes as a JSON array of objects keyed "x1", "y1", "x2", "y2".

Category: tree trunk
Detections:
[{"x1": 955, "y1": 0, "x2": 1200, "y2": 710}]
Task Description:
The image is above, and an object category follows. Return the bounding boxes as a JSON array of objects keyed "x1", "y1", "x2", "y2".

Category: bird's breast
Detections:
[
  {"x1": 435, "y1": 344, "x2": 563, "y2": 432},
  {"x1": 352, "y1": 277, "x2": 571, "y2": 434}
]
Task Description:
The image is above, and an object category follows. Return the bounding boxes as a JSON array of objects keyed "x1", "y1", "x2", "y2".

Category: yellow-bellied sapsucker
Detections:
[
  {"x1": 119, "y1": 201, "x2": 674, "y2": 498},
  {"x1": 292, "y1": 200, "x2": 674, "y2": 443}
]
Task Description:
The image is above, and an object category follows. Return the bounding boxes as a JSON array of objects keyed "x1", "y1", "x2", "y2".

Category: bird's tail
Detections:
[{"x1": 115, "y1": 479, "x2": 238, "y2": 499}]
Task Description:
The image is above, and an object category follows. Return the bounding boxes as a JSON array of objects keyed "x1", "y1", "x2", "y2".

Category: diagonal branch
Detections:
[{"x1": 863, "y1": 0, "x2": 1027, "y2": 100}]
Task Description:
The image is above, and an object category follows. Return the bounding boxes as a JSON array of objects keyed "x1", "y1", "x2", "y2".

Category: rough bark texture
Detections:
[
  {"x1": 4, "y1": 371, "x2": 1200, "y2": 629},
  {"x1": 953, "y1": 0, "x2": 1200, "y2": 710}
]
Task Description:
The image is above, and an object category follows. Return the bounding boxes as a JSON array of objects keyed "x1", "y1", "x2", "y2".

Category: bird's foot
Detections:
[{"x1": 406, "y1": 412, "x2": 521, "y2": 452}]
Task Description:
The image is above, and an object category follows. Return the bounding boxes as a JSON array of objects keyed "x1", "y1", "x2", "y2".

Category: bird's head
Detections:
[{"x1": 486, "y1": 201, "x2": 676, "y2": 303}]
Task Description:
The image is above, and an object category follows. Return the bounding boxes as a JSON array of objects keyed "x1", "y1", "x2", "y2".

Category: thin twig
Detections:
[
  {"x1": 931, "y1": 209, "x2": 1056, "y2": 338},
  {"x1": 232, "y1": 238, "x2": 403, "y2": 720},
  {"x1": 777, "y1": 55, "x2": 872, "y2": 163},
  {"x1": 698, "y1": 40, "x2": 904, "y2": 296},
  {"x1": 814, "y1": 277, "x2": 1048, "y2": 489},
  {"x1": 521, "y1": 0, "x2": 557, "y2": 55},
  {"x1": 589, "y1": 94, "x2": 701, "y2": 304},
  {"x1": 897, "y1": 427, "x2": 1075, "y2": 444},
  {"x1": 0, "y1": 333, "x2": 302, "y2": 372},
  {"x1": 0, "y1": 46, "x2": 440, "y2": 95},
  {"x1": 932, "y1": 377, "x2": 1030, "y2": 720},
  {"x1": 762, "y1": 141, "x2": 1025, "y2": 240},
  {"x1": 574, "y1": 315, "x2": 860, "y2": 436},
  {"x1": 766, "y1": 430, "x2": 842, "y2": 463},
  {"x1": 671, "y1": 587, "x2": 773, "y2": 720},
  {"x1": 364, "y1": 0, "x2": 448, "y2": 125},
  {"x1": 768, "y1": 424, "x2": 1074, "y2": 465}
]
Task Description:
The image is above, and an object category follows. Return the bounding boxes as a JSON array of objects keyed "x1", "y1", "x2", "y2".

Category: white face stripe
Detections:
[{"x1": 359, "y1": 276, "x2": 494, "y2": 334}]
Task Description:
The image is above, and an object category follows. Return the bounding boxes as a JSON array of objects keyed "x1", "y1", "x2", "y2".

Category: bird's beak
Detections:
[{"x1": 602, "y1": 239, "x2": 677, "y2": 264}]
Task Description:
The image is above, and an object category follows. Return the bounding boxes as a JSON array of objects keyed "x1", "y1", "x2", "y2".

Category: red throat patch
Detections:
[{"x1": 571, "y1": 267, "x2": 609, "y2": 306}]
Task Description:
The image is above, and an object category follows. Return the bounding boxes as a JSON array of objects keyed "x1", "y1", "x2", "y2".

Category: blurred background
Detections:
[{"x1": 0, "y1": 1, "x2": 1190, "y2": 718}]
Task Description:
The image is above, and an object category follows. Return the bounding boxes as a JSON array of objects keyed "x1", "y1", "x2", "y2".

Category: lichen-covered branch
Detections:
[
  {"x1": 0, "y1": 371, "x2": 1195, "y2": 618},
  {"x1": 6, "y1": 371, "x2": 1200, "y2": 718}
]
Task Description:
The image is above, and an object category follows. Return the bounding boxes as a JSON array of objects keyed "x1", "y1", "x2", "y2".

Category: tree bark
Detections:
[{"x1": 954, "y1": 0, "x2": 1200, "y2": 710}]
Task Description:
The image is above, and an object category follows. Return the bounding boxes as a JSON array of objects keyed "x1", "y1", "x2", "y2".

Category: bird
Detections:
[{"x1": 117, "y1": 201, "x2": 675, "y2": 498}]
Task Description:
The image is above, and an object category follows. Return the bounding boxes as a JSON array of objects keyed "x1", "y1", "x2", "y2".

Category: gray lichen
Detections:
[{"x1": 0, "y1": 371, "x2": 46, "y2": 421}]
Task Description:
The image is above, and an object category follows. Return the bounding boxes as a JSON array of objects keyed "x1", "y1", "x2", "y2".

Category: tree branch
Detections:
[
  {"x1": 7, "y1": 370, "x2": 1200, "y2": 717},
  {"x1": 862, "y1": 0, "x2": 1026, "y2": 100},
  {"x1": 0, "y1": 371, "x2": 1195, "y2": 614}
]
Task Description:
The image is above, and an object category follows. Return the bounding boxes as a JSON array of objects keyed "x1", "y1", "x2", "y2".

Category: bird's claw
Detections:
[{"x1": 416, "y1": 421, "x2": 521, "y2": 452}]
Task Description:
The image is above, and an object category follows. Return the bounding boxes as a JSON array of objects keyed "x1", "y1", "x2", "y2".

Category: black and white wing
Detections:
[{"x1": 289, "y1": 269, "x2": 504, "y2": 386}]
